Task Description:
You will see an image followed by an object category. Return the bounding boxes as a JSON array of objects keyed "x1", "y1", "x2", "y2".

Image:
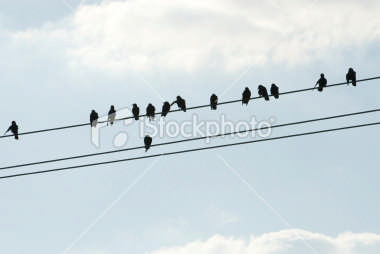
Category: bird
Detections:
[
  {"x1": 171, "y1": 96, "x2": 186, "y2": 112},
  {"x1": 346, "y1": 68, "x2": 357, "y2": 86},
  {"x1": 5, "y1": 121, "x2": 19, "y2": 140},
  {"x1": 242, "y1": 87, "x2": 251, "y2": 105},
  {"x1": 258, "y1": 85, "x2": 270, "y2": 101},
  {"x1": 146, "y1": 104, "x2": 156, "y2": 120},
  {"x1": 161, "y1": 101, "x2": 171, "y2": 117},
  {"x1": 90, "y1": 110, "x2": 99, "y2": 127},
  {"x1": 132, "y1": 104, "x2": 140, "y2": 120},
  {"x1": 270, "y1": 84, "x2": 279, "y2": 99},
  {"x1": 210, "y1": 94, "x2": 218, "y2": 110},
  {"x1": 144, "y1": 135, "x2": 152, "y2": 152},
  {"x1": 108, "y1": 105, "x2": 116, "y2": 126},
  {"x1": 315, "y1": 73, "x2": 327, "y2": 92}
]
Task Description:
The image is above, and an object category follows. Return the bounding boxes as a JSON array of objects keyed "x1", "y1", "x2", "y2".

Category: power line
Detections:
[
  {"x1": 1, "y1": 108, "x2": 379, "y2": 171},
  {"x1": 1, "y1": 76, "x2": 379, "y2": 140},
  {"x1": 1, "y1": 121, "x2": 379, "y2": 180}
]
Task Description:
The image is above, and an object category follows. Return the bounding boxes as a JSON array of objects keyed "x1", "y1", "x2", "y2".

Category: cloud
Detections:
[
  {"x1": 3, "y1": 0, "x2": 380, "y2": 75},
  {"x1": 148, "y1": 229, "x2": 380, "y2": 254}
]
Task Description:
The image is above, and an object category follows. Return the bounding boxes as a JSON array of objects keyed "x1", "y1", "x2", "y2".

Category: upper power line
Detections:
[
  {"x1": 2, "y1": 74, "x2": 379, "y2": 140},
  {"x1": 1, "y1": 121, "x2": 379, "y2": 180},
  {"x1": 1, "y1": 108, "x2": 379, "y2": 171}
]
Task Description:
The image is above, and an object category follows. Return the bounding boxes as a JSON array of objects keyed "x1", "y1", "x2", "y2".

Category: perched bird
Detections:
[
  {"x1": 161, "y1": 101, "x2": 171, "y2": 117},
  {"x1": 210, "y1": 94, "x2": 218, "y2": 110},
  {"x1": 90, "y1": 110, "x2": 99, "y2": 127},
  {"x1": 315, "y1": 73, "x2": 327, "y2": 92},
  {"x1": 270, "y1": 84, "x2": 279, "y2": 99},
  {"x1": 258, "y1": 85, "x2": 270, "y2": 101},
  {"x1": 108, "y1": 105, "x2": 116, "y2": 126},
  {"x1": 242, "y1": 87, "x2": 251, "y2": 105},
  {"x1": 132, "y1": 104, "x2": 140, "y2": 121},
  {"x1": 346, "y1": 68, "x2": 357, "y2": 86},
  {"x1": 146, "y1": 104, "x2": 156, "y2": 120},
  {"x1": 171, "y1": 96, "x2": 186, "y2": 112},
  {"x1": 144, "y1": 135, "x2": 152, "y2": 152},
  {"x1": 5, "y1": 121, "x2": 19, "y2": 140},
  {"x1": 132, "y1": 104, "x2": 140, "y2": 120}
]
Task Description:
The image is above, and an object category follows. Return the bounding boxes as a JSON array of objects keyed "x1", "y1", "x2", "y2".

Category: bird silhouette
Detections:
[
  {"x1": 346, "y1": 68, "x2": 357, "y2": 86},
  {"x1": 171, "y1": 96, "x2": 186, "y2": 112},
  {"x1": 5, "y1": 121, "x2": 19, "y2": 140},
  {"x1": 90, "y1": 110, "x2": 99, "y2": 127},
  {"x1": 242, "y1": 87, "x2": 251, "y2": 105},
  {"x1": 132, "y1": 104, "x2": 140, "y2": 120},
  {"x1": 210, "y1": 94, "x2": 218, "y2": 110},
  {"x1": 108, "y1": 105, "x2": 116, "y2": 126},
  {"x1": 258, "y1": 85, "x2": 270, "y2": 101},
  {"x1": 146, "y1": 104, "x2": 156, "y2": 120},
  {"x1": 315, "y1": 73, "x2": 327, "y2": 92},
  {"x1": 161, "y1": 101, "x2": 171, "y2": 117},
  {"x1": 144, "y1": 135, "x2": 152, "y2": 152},
  {"x1": 270, "y1": 84, "x2": 279, "y2": 99}
]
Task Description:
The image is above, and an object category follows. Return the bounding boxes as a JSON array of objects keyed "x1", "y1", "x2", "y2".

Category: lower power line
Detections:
[
  {"x1": 1, "y1": 108, "x2": 378, "y2": 171},
  {"x1": 0, "y1": 121, "x2": 379, "y2": 180}
]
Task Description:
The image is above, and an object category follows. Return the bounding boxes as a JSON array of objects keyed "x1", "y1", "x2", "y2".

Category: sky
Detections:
[{"x1": 0, "y1": 0, "x2": 379, "y2": 253}]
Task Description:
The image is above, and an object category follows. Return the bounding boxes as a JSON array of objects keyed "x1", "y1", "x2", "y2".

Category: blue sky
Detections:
[{"x1": 0, "y1": 0, "x2": 379, "y2": 253}]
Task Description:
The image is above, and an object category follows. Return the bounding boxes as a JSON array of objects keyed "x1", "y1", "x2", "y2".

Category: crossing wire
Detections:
[
  {"x1": 0, "y1": 121, "x2": 379, "y2": 180},
  {"x1": 1, "y1": 76, "x2": 379, "y2": 139},
  {"x1": 1, "y1": 108, "x2": 379, "y2": 171}
]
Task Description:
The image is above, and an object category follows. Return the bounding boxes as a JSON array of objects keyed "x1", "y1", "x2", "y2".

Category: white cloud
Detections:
[
  {"x1": 4, "y1": 0, "x2": 380, "y2": 75},
  {"x1": 148, "y1": 229, "x2": 380, "y2": 254}
]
